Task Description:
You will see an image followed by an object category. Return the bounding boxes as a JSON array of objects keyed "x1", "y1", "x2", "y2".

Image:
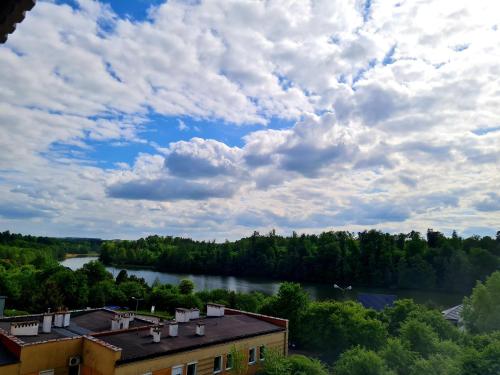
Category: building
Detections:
[
  {"x1": 442, "y1": 304, "x2": 464, "y2": 327},
  {"x1": 0, "y1": 304, "x2": 288, "y2": 375}
]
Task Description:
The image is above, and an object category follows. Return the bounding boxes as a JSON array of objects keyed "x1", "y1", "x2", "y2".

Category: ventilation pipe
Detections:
[
  {"x1": 54, "y1": 312, "x2": 64, "y2": 327},
  {"x1": 42, "y1": 313, "x2": 53, "y2": 333},
  {"x1": 175, "y1": 308, "x2": 190, "y2": 323},
  {"x1": 63, "y1": 312, "x2": 71, "y2": 327},
  {"x1": 190, "y1": 308, "x2": 200, "y2": 320},
  {"x1": 10, "y1": 321, "x2": 39, "y2": 336},
  {"x1": 152, "y1": 327, "x2": 162, "y2": 343},
  {"x1": 196, "y1": 323, "x2": 205, "y2": 336},
  {"x1": 207, "y1": 303, "x2": 225, "y2": 317},
  {"x1": 168, "y1": 322, "x2": 178, "y2": 337}
]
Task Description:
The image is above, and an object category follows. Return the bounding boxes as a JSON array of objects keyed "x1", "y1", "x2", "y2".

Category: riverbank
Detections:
[
  {"x1": 60, "y1": 257, "x2": 464, "y2": 308},
  {"x1": 64, "y1": 252, "x2": 99, "y2": 259}
]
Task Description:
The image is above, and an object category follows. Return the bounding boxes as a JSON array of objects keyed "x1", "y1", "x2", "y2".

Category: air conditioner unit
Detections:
[{"x1": 68, "y1": 356, "x2": 81, "y2": 366}]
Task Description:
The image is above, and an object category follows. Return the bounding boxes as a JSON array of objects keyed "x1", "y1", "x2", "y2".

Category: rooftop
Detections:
[
  {"x1": 0, "y1": 309, "x2": 154, "y2": 345},
  {"x1": 99, "y1": 313, "x2": 285, "y2": 364}
]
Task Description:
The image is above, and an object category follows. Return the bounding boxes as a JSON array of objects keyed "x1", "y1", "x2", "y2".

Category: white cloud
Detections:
[{"x1": 0, "y1": 0, "x2": 499, "y2": 239}]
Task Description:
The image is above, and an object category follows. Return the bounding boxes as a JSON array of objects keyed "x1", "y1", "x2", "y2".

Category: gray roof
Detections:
[{"x1": 442, "y1": 304, "x2": 463, "y2": 322}]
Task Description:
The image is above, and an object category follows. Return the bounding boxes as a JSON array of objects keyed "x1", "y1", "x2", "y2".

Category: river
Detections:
[{"x1": 60, "y1": 256, "x2": 464, "y2": 308}]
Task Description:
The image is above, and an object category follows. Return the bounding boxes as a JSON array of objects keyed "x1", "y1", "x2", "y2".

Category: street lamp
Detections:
[
  {"x1": 131, "y1": 296, "x2": 144, "y2": 312},
  {"x1": 334, "y1": 284, "x2": 352, "y2": 292}
]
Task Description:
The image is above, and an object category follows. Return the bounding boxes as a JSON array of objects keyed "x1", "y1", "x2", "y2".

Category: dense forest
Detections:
[
  {"x1": 100, "y1": 229, "x2": 500, "y2": 292},
  {"x1": 1, "y1": 230, "x2": 500, "y2": 373}
]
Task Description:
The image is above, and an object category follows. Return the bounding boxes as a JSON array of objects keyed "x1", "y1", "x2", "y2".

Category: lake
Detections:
[{"x1": 60, "y1": 256, "x2": 464, "y2": 308}]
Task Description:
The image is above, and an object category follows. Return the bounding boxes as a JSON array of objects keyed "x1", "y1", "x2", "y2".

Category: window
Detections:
[
  {"x1": 187, "y1": 362, "x2": 197, "y2": 375},
  {"x1": 172, "y1": 366, "x2": 183, "y2": 375},
  {"x1": 259, "y1": 345, "x2": 266, "y2": 361},
  {"x1": 248, "y1": 347, "x2": 256, "y2": 364},
  {"x1": 226, "y1": 353, "x2": 233, "y2": 370},
  {"x1": 142, "y1": 373, "x2": 152, "y2": 375},
  {"x1": 213, "y1": 355, "x2": 222, "y2": 373},
  {"x1": 39, "y1": 371, "x2": 55, "y2": 375}
]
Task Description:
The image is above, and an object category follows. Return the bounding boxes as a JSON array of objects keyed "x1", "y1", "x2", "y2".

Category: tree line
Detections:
[
  {"x1": 100, "y1": 229, "x2": 500, "y2": 292},
  {"x1": 0, "y1": 230, "x2": 499, "y2": 374}
]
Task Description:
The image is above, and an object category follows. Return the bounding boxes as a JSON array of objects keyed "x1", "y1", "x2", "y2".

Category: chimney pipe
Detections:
[
  {"x1": 54, "y1": 312, "x2": 64, "y2": 327},
  {"x1": 63, "y1": 312, "x2": 71, "y2": 327},
  {"x1": 42, "y1": 313, "x2": 53, "y2": 333},
  {"x1": 207, "y1": 303, "x2": 225, "y2": 317},
  {"x1": 169, "y1": 322, "x2": 178, "y2": 337},
  {"x1": 196, "y1": 323, "x2": 205, "y2": 336},
  {"x1": 175, "y1": 308, "x2": 190, "y2": 323},
  {"x1": 152, "y1": 327, "x2": 162, "y2": 343}
]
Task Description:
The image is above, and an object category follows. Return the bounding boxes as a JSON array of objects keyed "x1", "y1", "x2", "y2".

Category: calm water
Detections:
[{"x1": 60, "y1": 257, "x2": 464, "y2": 308}]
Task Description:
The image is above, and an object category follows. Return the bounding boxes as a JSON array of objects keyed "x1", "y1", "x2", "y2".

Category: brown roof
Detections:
[
  {"x1": 0, "y1": 309, "x2": 154, "y2": 345},
  {"x1": 98, "y1": 314, "x2": 285, "y2": 364}
]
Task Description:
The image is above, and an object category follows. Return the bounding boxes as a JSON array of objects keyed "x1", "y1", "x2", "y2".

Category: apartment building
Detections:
[{"x1": 0, "y1": 304, "x2": 288, "y2": 375}]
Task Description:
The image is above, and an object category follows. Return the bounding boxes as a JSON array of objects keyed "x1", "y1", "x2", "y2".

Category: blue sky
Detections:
[{"x1": 0, "y1": 0, "x2": 499, "y2": 240}]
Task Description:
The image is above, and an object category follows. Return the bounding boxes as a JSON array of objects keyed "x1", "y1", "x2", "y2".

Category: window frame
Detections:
[
  {"x1": 226, "y1": 352, "x2": 233, "y2": 370},
  {"x1": 213, "y1": 355, "x2": 223, "y2": 374},
  {"x1": 172, "y1": 365, "x2": 184, "y2": 375},
  {"x1": 187, "y1": 361, "x2": 198, "y2": 375},
  {"x1": 248, "y1": 347, "x2": 257, "y2": 365},
  {"x1": 259, "y1": 345, "x2": 266, "y2": 361},
  {"x1": 39, "y1": 371, "x2": 55, "y2": 375}
]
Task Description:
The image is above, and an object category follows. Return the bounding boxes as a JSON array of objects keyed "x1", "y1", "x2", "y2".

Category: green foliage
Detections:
[
  {"x1": 463, "y1": 271, "x2": 500, "y2": 333},
  {"x1": 409, "y1": 354, "x2": 460, "y2": 375},
  {"x1": 260, "y1": 282, "x2": 309, "y2": 340},
  {"x1": 261, "y1": 348, "x2": 291, "y2": 375},
  {"x1": 334, "y1": 346, "x2": 394, "y2": 375},
  {"x1": 228, "y1": 345, "x2": 247, "y2": 375},
  {"x1": 178, "y1": 279, "x2": 195, "y2": 295},
  {"x1": 379, "y1": 338, "x2": 417, "y2": 375},
  {"x1": 288, "y1": 355, "x2": 329, "y2": 375},
  {"x1": 98, "y1": 230, "x2": 500, "y2": 292},
  {"x1": 298, "y1": 301, "x2": 387, "y2": 356},
  {"x1": 399, "y1": 319, "x2": 439, "y2": 358}
]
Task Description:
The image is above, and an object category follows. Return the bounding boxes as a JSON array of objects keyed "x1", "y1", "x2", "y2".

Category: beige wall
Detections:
[
  {"x1": 115, "y1": 331, "x2": 286, "y2": 375},
  {"x1": 18, "y1": 338, "x2": 83, "y2": 375},
  {"x1": 81, "y1": 337, "x2": 122, "y2": 375},
  {"x1": 0, "y1": 363, "x2": 20, "y2": 375}
]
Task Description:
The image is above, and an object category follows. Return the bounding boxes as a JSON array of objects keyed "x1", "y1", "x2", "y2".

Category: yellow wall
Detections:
[
  {"x1": 18, "y1": 338, "x2": 83, "y2": 375},
  {"x1": 81, "y1": 337, "x2": 122, "y2": 375},
  {"x1": 115, "y1": 331, "x2": 286, "y2": 375},
  {"x1": 0, "y1": 363, "x2": 20, "y2": 375}
]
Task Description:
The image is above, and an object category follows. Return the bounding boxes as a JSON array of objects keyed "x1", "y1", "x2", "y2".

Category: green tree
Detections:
[
  {"x1": 261, "y1": 348, "x2": 291, "y2": 375},
  {"x1": 380, "y1": 338, "x2": 417, "y2": 375},
  {"x1": 409, "y1": 355, "x2": 460, "y2": 375},
  {"x1": 335, "y1": 346, "x2": 394, "y2": 375},
  {"x1": 228, "y1": 345, "x2": 247, "y2": 375},
  {"x1": 179, "y1": 279, "x2": 195, "y2": 295},
  {"x1": 463, "y1": 271, "x2": 500, "y2": 333},
  {"x1": 288, "y1": 355, "x2": 329, "y2": 375},
  {"x1": 399, "y1": 319, "x2": 439, "y2": 358}
]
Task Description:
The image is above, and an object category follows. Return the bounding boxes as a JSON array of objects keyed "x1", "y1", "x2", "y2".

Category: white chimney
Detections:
[
  {"x1": 175, "y1": 308, "x2": 190, "y2": 323},
  {"x1": 151, "y1": 305, "x2": 155, "y2": 314},
  {"x1": 149, "y1": 326, "x2": 155, "y2": 336},
  {"x1": 168, "y1": 322, "x2": 178, "y2": 337},
  {"x1": 10, "y1": 321, "x2": 39, "y2": 336},
  {"x1": 196, "y1": 323, "x2": 205, "y2": 336},
  {"x1": 120, "y1": 314, "x2": 130, "y2": 329},
  {"x1": 54, "y1": 313, "x2": 64, "y2": 327},
  {"x1": 207, "y1": 303, "x2": 225, "y2": 317},
  {"x1": 111, "y1": 315, "x2": 121, "y2": 331},
  {"x1": 152, "y1": 327, "x2": 162, "y2": 343},
  {"x1": 42, "y1": 314, "x2": 53, "y2": 333},
  {"x1": 63, "y1": 312, "x2": 71, "y2": 327},
  {"x1": 129, "y1": 313, "x2": 135, "y2": 321},
  {"x1": 190, "y1": 308, "x2": 200, "y2": 320}
]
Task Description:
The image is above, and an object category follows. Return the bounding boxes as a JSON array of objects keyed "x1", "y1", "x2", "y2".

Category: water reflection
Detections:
[{"x1": 60, "y1": 257, "x2": 463, "y2": 307}]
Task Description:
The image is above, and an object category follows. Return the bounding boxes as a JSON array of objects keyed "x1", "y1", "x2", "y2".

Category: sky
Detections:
[{"x1": 0, "y1": 0, "x2": 499, "y2": 240}]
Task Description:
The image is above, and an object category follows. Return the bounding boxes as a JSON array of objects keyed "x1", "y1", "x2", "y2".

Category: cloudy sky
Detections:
[{"x1": 0, "y1": 0, "x2": 499, "y2": 240}]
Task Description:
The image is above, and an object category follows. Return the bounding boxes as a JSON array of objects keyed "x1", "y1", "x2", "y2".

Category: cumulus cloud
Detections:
[{"x1": 0, "y1": 0, "x2": 499, "y2": 239}]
